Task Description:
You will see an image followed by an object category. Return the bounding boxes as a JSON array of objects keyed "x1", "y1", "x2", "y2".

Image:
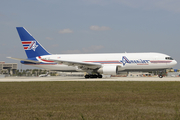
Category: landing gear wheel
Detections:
[
  {"x1": 159, "y1": 75, "x2": 163, "y2": 78},
  {"x1": 98, "y1": 75, "x2": 102, "y2": 78},
  {"x1": 85, "y1": 75, "x2": 89, "y2": 79},
  {"x1": 84, "y1": 74, "x2": 102, "y2": 79},
  {"x1": 93, "y1": 75, "x2": 98, "y2": 78},
  {"x1": 90, "y1": 75, "x2": 98, "y2": 78}
]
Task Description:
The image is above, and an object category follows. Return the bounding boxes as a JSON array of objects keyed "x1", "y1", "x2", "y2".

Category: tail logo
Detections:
[{"x1": 22, "y1": 41, "x2": 38, "y2": 51}]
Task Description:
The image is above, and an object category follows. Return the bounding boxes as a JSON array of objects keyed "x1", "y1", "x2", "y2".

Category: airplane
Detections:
[
  {"x1": 39, "y1": 72, "x2": 49, "y2": 77},
  {"x1": 8, "y1": 27, "x2": 177, "y2": 78}
]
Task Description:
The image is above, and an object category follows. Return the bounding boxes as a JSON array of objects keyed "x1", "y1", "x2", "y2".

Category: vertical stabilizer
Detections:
[{"x1": 16, "y1": 27, "x2": 51, "y2": 58}]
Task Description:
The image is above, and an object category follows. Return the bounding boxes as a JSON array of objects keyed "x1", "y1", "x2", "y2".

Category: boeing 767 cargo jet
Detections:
[{"x1": 8, "y1": 27, "x2": 177, "y2": 78}]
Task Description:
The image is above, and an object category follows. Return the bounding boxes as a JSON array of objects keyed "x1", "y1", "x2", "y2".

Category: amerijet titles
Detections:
[{"x1": 120, "y1": 56, "x2": 150, "y2": 66}]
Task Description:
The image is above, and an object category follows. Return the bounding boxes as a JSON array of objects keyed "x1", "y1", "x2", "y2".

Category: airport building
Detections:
[{"x1": 0, "y1": 61, "x2": 17, "y2": 75}]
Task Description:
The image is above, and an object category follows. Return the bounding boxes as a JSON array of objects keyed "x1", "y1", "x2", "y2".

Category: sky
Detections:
[{"x1": 0, "y1": 0, "x2": 180, "y2": 69}]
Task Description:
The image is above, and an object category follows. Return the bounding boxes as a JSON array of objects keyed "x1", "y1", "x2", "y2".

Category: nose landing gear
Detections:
[
  {"x1": 158, "y1": 71, "x2": 164, "y2": 78},
  {"x1": 158, "y1": 74, "x2": 163, "y2": 78}
]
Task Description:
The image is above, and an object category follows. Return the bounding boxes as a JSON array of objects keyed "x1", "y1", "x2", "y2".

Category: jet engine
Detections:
[{"x1": 97, "y1": 65, "x2": 119, "y2": 75}]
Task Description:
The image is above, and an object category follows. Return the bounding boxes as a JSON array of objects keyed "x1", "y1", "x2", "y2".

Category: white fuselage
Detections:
[{"x1": 24, "y1": 52, "x2": 177, "y2": 72}]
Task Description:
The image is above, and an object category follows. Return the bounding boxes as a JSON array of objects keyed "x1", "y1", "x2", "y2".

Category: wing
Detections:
[
  {"x1": 7, "y1": 57, "x2": 41, "y2": 63},
  {"x1": 47, "y1": 59, "x2": 102, "y2": 70}
]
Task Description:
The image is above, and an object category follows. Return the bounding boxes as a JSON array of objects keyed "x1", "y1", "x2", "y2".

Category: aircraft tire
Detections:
[
  {"x1": 85, "y1": 74, "x2": 102, "y2": 79},
  {"x1": 159, "y1": 75, "x2": 163, "y2": 78},
  {"x1": 85, "y1": 75, "x2": 89, "y2": 79},
  {"x1": 90, "y1": 75, "x2": 95, "y2": 78},
  {"x1": 98, "y1": 75, "x2": 103, "y2": 78},
  {"x1": 94, "y1": 75, "x2": 98, "y2": 78}
]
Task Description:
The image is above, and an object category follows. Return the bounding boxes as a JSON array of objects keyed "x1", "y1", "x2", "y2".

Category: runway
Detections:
[{"x1": 0, "y1": 76, "x2": 180, "y2": 82}]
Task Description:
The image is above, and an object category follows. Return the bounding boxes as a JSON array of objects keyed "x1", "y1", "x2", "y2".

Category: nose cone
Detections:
[
  {"x1": 167, "y1": 60, "x2": 177, "y2": 68},
  {"x1": 172, "y1": 60, "x2": 177, "y2": 66}
]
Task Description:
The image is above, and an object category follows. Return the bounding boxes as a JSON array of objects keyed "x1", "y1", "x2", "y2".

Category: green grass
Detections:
[{"x1": 0, "y1": 81, "x2": 180, "y2": 119}]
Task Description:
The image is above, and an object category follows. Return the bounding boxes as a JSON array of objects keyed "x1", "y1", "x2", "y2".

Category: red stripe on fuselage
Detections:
[
  {"x1": 150, "y1": 60, "x2": 172, "y2": 63},
  {"x1": 38, "y1": 56, "x2": 54, "y2": 63},
  {"x1": 84, "y1": 61, "x2": 122, "y2": 64},
  {"x1": 84, "y1": 61, "x2": 120, "y2": 62}
]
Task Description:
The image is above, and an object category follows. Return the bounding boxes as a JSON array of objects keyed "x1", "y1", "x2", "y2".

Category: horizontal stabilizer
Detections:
[{"x1": 7, "y1": 57, "x2": 41, "y2": 63}]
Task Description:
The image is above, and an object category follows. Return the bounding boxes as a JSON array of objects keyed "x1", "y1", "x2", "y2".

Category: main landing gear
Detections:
[{"x1": 85, "y1": 74, "x2": 103, "y2": 79}]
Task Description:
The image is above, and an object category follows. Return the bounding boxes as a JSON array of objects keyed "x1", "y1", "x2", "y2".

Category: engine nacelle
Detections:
[{"x1": 97, "y1": 65, "x2": 118, "y2": 75}]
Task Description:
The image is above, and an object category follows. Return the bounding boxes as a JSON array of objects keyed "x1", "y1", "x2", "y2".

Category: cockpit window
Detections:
[{"x1": 165, "y1": 57, "x2": 173, "y2": 60}]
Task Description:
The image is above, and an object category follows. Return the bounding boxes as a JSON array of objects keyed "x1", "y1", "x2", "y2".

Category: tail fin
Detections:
[{"x1": 16, "y1": 27, "x2": 51, "y2": 58}]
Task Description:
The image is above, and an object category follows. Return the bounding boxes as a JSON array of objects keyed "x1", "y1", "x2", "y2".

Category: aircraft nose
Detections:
[{"x1": 173, "y1": 60, "x2": 177, "y2": 66}]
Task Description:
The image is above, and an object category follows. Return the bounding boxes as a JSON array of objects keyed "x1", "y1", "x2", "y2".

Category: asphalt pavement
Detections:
[{"x1": 0, "y1": 76, "x2": 180, "y2": 82}]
